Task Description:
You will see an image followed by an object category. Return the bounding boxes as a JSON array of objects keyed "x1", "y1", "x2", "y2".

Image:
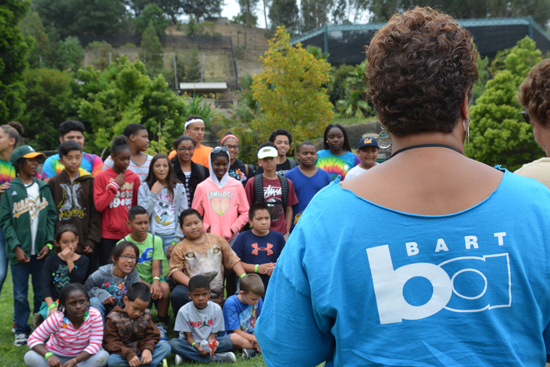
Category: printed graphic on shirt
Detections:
[
  {"x1": 108, "y1": 180, "x2": 135, "y2": 209},
  {"x1": 367, "y1": 232, "x2": 511, "y2": 325},
  {"x1": 239, "y1": 305, "x2": 258, "y2": 333},
  {"x1": 138, "y1": 248, "x2": 154, "y2": 264},
  {"x1": 53, "y1": 265, "x2": 71, "y2": 290},
  {"x1": 12, "y1": 196, "x2": 48, "y2": 218},
  {"x1": 101, "y1": 281, "x2": 128, "y2": 304},
  {"x1": 155, "y1": 191, "x2": 176, "y2": 225},
  {"x1": 188, "y1": 318, "x2": 215, "y2": 329},
  {"x1": 264, "y1": 185, "x2": 283, "y2": 221},
  {"x1": 207, "y1": 191, "x2": 235, "y2": 216},
  {"x1": 58, "y1": 183, "x2": 85, "y2": 220},
  {"x1": 229, "y1": 168, "x2": 247, "y2": 183},
  {"x1": 251, "y1": 243, "x2": 274, "y2": 256},
  {"x1": 317, "y1": 155, "x2": 350, "y2": 180}
]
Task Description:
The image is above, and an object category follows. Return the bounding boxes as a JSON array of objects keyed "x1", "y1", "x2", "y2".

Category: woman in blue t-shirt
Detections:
[{"x1": 315, "y1": 123, "x2": 360, "y2": 181}]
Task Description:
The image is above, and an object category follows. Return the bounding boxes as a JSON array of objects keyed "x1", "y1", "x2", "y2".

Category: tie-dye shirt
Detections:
[
  {"x1": 315, "y1": 149, "x2": 361, "y2": 181},
  {"x1": 41, "y1": 152, "x2": 103, "y2": 179},
  {"x1": 0, "y1": 159, "x2": 16, "y2": 184}
]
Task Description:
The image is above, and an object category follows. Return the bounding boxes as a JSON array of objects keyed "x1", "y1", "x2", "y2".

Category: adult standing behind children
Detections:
[
  {"x1": 245, "y1": 143, "x2": 299, "y2": 238},
  {"x1": 316, "y1": 123, "x2": 360, "y2": 181},
  {"x1": 94, "y1": 136, "x2": 141, "y2": 265},
  {"x1": 256, "y1": 129, "x2": 297, "y2": 176},
  {"x1": 48, "y1": 141, "x2": 101, "y2": 275},
  {"x1": 344, "y1": 137, "x2": 380, "y2": 181},
  {"x1": 168, "y1": 115, "x2": 213, "y2": 168},
  {"x1": 41, "y1": 120, "x2": 103, "y2": 182},
  {"x1": 103, "y1": 124, "x2": 152, "y2": 182},
  {"x1": 221, "y1": 132, "x2": 252, "y2": 186},
  {"x1": 285, "y1": 141, "x2": 331, "y2": 229},
  {"x1": 172, "y1": 135, "x2": 209, "y2": 208},
  {"x1": 0, "y1": 145, "x2": 56, "y2": 346}
]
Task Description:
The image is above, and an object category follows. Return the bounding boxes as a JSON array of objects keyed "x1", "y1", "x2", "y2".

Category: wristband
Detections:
[
  {"x1": 171, "y1": 241, "x2": 177, "y2": 246},
  {"x1": 153, "y1": 277, "x2": 160, "y2": 281},
  {"x1": 254, "y1": 264, "x2": 259, "y2": 273},
  {"x1": 48, "y1": 303, "x2": 56, "y2": 311},
  {"x1": 44, "y1": 352, "x2": 53, "y2": 360},
  {"x1": 46, "y1": 243, "x2": 53, "y2": 250},
  {"x1": 191, "y1": 342, "x2": 197, "y2": 347},
  {"x1": 240, "y1": 273, "x2": 246, "y2": 279}
]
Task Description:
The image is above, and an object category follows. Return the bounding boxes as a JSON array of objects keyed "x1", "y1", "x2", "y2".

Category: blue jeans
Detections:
[
  {"x1": 107, "y1": 342, "x2": 171, "y2": 367},
  {"x1": 169, "y1": 336, "x2": 233, "y2": 363},
  {"x1": 0, "y1": 227, "x2": 8, "y2": 295},
  {"x1": 89, "y1": 297, "x2": 115, "y2": 324},
  {"x1": 156, "y1": 233, "x2": 173, "y2": 277},
  {"x1": 11, "y1": 255, "x2": 45, "y2": 334}
]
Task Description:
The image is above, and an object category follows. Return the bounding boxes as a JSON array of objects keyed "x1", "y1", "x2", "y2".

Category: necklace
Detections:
[{"x1": 391, "y1": 144, "x2": 462, "y2": 158}]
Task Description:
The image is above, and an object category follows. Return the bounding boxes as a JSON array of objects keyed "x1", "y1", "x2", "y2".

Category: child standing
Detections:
[
  {"x1": 118, "y1": 206, "x2": 171, "y2": 342},
  {"x1": 285, "y1": 141, "x2": 332, "y2": 229},
  {"x1": 103, "y1": 124, "x2": 152, "y2": 182},
  {"x1": 36, "y1": 225, "x2": 90, "y2": 327},
  {"x1": 245, "y1": 143, "x2": 299, "y2": 238},
  {"x1": 48, "y1": 141, "x2": 101, "y2": 274},
  {"x1": 103, "y1": 283, "x2": 171, "y2": 367},
  {"x1": 169, "y1": 275, "x2": 236, "y2": 364},
  {"x1": 344, "y1": 137, "x2": 380, "y2": 180},
  {"x1": 168, "y1": 116, "x2": 213, "y2": 168},
  {"x1": 192, "y1": 147, "x2": 250, "y2": 246},
  {"x1": 94, "y1": 136, "x2": 141, "y2": 266},
  {"x1": 316, "y1": 123, "x2": 360, "y2": 181},
  {"x1": 24, "y1": 284, "x2": 109, "y2": 367},
  {"x1": 138, "y1": 154, "x2": 187, "y2": 258},
  {"x1": 169, "y1": 209, "x2": 246, "y2": 313},
  {"x1": 85, "y1": 241, "x2": 141, "y2": 320},
  {"x1": 222, "y1": 274, "x2": 264, "y2": 360},
  {"x1": 171, "y1": 135, "x2": 209, "y2": 208},
  {"x1": 232, "y1": 203, "x2": 285, "y2": 291},
  {"x1": 0, "y1": 145, "x2": 56, "y2": 346}
]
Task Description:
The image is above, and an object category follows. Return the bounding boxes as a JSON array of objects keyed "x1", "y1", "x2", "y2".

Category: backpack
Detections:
[
  {"x1": 254, "y1": 173, "x2": 289, "y2": 208},
  {"x1": 288, "y1": 158, "x2": 297, "y2": 170}
]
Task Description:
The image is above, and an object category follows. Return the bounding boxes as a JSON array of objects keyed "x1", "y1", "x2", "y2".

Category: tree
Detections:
[
  {"x1": 465, "y1": 37, "x2": 545, "y2": 171},
  {"x1": 0, "y1": 0, "x2": 32, "y2": 124},
  {"x1": 262, "y1": 0, "x2": 271, "y2": 28},
  {"x1": 336, "y1": 60, "x2": 372, "y2": 118},
  {"x1": 133, "y1": 3, "x2": 170, "y2": 36},
  {"x1": 269, "y1": 0, "x2": 300, "y2": 34},
  {"x1": 181, "y1": 0, "x2": 223, "y2": 21},
  {"x1": 128, "y1": 0, "x2": 183, "y2": 24},
  {"x1": 19, "y1": 11, "x2": 49, "y2": 69},
  {"x1": 301, "y1": 0, "x2": 333, "y2": 32},
  {"x1": 87, "y1": 41, "x2": 118, "y2": 71},
  {"x1": 236, "y1": 0, "x2": 260, "y2": 27},
  {"x1": 140, "y1": 20, "x2": 164, "y2": 71},
  {"x1": 251, "y1": 27, "x2": 334, "y2": 144}
]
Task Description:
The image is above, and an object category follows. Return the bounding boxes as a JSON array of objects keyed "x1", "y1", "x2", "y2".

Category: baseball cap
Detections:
[
  {"x1": 358, "y1": 137, "x2": 379, "y2": 150},
  {"x1": 257, "y1": 146, "x2": 278, "y2": 159},
  {"x1": 10, "y1": 145, "x2": 46, "y2": 164}
]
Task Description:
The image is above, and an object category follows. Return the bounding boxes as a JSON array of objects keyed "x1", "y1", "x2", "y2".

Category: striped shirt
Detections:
[
  {"x1": 27, "y1": 307, "x2": 104, "y2": 357},
  {"x1": 103, "y1": 154, "x2": 153, "y2": 182}
]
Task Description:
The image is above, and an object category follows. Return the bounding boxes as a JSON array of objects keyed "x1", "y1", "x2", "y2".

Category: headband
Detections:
[
  {"x1": 184, "y1": 118, "x2": 204, "y2": 130},
  {"x1": 221, "y1": 134, "x2": 239, "y2": 144}
]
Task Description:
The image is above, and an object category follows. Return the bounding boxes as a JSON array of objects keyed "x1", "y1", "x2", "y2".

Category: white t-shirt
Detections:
[
  {"x1": 25, "y1": 182, "x2": 40, "y2": 255},
  {"x1": 344, "y1": 163, "x2": 379, "y2": 181},
  {"x1": 174, "y1": 300, "x2": 225, "y2": 341},
  {"x1": 103, "y1": 154, "x2": 153, "y2": 182}
]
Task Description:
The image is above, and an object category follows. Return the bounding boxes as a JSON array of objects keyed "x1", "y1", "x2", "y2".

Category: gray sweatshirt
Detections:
[{"x1": 84, "y1": 264, "x2": 141, "y2": 306}]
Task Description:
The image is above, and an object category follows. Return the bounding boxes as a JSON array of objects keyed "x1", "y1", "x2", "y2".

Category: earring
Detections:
[
  {"x1": 377, "y1": 127, "x2": 392, "y2": 149},
  {"x1": 463, "y1": 118, "x2": 470, "y2": 144}
]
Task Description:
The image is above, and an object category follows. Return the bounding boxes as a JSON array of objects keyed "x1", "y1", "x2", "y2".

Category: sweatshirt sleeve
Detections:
[
  {"x1": 139, "y1": 314, "x2": 160, "y2": 353},
  {"x1": 41, "y1": 256, "x2": 55, "y2": 300},
  {"x1": 94, "y1": 173, "x2": 118, "y2": 213},
  {"x1": 138, "y1": 182, "x2": 155, "y2": 216},
  {"x1": 132, "y1": 175, "x2": 140, "y2": 207},
  {"x1": 102, "y1": 317, "x2": 137, "y2": 361},
  {"x1": 85, "y1": 179, "x2": 102, "y2": 250},
  {"x1": 84, "y1": 270, "x2": 113, "y2": 302},
  {"x1": 231, "y1": 185, "x2": 250, "y2": 235},
  {"x1": 69, "y1": 256, "x2": 89, "y2": 284},
  {"x1": 174, "y1": 184, "x2": 187, "y2": 243},
  {"x1": 0, "y1": 188, "x2": 21, "y2": 252},
  {"x1": 191, "y1": 184, "x2": 209, "y2": 231},
  {"x1": 27, "y1": 311, "x2": 61, "y2": 349},
  {"x1": 43, "y1": 185, "x2": 57, "y2": 244}
]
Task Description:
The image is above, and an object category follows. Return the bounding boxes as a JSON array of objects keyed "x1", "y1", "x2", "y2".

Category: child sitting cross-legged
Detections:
[
  {"x1": 103, "y1": 283, "x2": 171, "y2": 367},
  {"x1": 118, "y1": 206, "x2": 171, "y2": 342},
  {"x1": 169, "y1": 275, "x2": 236, "y2": 364},
  {"x1": 222, "y1": 274, "x2": 264, "y2": 360}
]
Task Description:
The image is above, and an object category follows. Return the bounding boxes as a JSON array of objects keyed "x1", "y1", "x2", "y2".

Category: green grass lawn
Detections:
[{"x1": 0, "y1": 270, "x2": 267, "y2": 367}]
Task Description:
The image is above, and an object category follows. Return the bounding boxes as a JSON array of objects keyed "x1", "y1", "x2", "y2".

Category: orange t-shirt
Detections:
[{"x1": 168, "y1": 144, "x2": 213, "y2": 168}]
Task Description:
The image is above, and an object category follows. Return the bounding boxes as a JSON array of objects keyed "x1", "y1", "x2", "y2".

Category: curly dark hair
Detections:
[
  {"x1": 518, "y1": 59, "x2": 550, "y2": 126},
  {"x1": 366, "y1": 7, "x2": 478, "y2": 137},
  {"x1": 268, "y1": 129, "x2": 292, "y2": 144}
]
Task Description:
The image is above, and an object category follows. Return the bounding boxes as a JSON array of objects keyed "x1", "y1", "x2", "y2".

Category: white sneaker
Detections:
[
  {"x1": 212, "y1": 352, "x2": 236, "y2": 363},
  {"x1": 174, "y1": 354, "x2": 182, "y2": 366},
  {"x1": 14, "y1": 333, "x2": 27, "y2": 346}
]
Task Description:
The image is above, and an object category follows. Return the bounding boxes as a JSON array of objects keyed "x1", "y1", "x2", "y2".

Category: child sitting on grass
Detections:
[
  {"x1": 103, "y1": 283, "x2": 171, "y2": 367},
  {"x1": 169, "y1": 275, "x2": 236, "y2": 364},
  {"x1": 36, "y1": 225, "x2": 89, "y2": 328},
  {"x1": 85, "y1": 241, "x2": 141, "y2": 320},
  {"x1": 222, "y1": 274, "x2": 264, "y2": 360},
  {"x1": 25, "y1": 283, "x2": 108, "y2": 367},
  {"x1": 118, "y1": 206, "x2": 171, "y2": 342}
]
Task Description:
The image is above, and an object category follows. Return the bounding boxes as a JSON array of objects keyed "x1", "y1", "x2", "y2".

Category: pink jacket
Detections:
[{"x1": 192, "y1": 176, "x2": 250, "y2": 241}]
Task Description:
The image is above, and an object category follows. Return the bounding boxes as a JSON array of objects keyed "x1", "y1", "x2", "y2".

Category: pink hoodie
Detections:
[{"x1": 192, "y1": 151, "x2": 250, "y2": 241}]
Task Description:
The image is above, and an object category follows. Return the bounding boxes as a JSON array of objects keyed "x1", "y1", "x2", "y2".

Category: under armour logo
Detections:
[{"x1": 251, "y1": 243, "x2": 274, "y2": 256}]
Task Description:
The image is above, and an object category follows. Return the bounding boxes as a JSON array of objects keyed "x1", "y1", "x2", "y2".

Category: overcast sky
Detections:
[{"x1": 221, "y1": 0, "x2": 304, "y2": 29}]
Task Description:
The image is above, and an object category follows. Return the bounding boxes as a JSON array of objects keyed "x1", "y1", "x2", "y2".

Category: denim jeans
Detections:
[
  {"x1": 11, "y1": 255, "x2": 44, "y2": 334},
  {"x1": 0, "y1": 227, "x2": 8, "y2": 295},
  {"x1": 107, "y1": 342, "x2": 170, "y2": 367},
  {"x1": 170, "y1": 284, "x2": 191, "y2": 316},
  {"x1": 156, "y1": 233, "x2": 173, "y2": 277},
  {"x1": 169, "y1": 336, "x2": 233, "y2": 363},
  {"x1": 89, "y1": 297, "x2": 116, "y2": 324}
]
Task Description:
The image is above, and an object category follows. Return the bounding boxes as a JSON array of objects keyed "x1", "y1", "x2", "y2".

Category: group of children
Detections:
[{"x1": 0, "y1": 116, "x2": 381, "y2": 366}]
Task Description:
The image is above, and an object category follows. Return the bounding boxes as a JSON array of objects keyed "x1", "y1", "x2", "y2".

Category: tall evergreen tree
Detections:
[
  {"x1": 140, "y1": 20, "x2": 164, "y2": 70},
  {"x1": 236, "y1": 0, "x2": 260, "y2": 27},
  {"x1": 133, "y1": 3, "x2": 170, "y2": 36},
  {"x1": 269, "y1": 0, "x2": 300, "y2": 34},
  {"x1": 301, "y1": 0, "x2": 334, "y2": 32}
]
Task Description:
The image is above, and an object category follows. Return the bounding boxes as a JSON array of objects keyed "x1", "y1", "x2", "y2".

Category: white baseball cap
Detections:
[{"x1": 257, "y1": 146, "x2": 278, "y2": 159}]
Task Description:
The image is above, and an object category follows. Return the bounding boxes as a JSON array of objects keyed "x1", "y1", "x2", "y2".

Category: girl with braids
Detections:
[{"x1": 25, "y1": 283, "x2": 108, "y2": 367}]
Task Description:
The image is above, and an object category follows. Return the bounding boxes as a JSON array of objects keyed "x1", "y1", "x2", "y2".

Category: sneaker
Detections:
[
  {"x1": 157, "y1": 358, "x2": 168, "y2": 367},
  {"x1": 212, "y1": 352, "x2": 236, "y2": 363},
  {"x1": 174, "y1": 354, "x2": 183, "y2": 366},
  {"x1": 14, "y1": 333, "x2": 27, "y2": 346},
  {"x1": 11, "y1": 322, "x2": 16, "y2": 333},
  {"x1": 156, "y1": 322, "x2": 168, "y2": 343},
  {"x1": 32, "y1": 313, "x2": 44, "y2": 330},
  {"x1": 242, "y1": 348, "x2": 258, "y2": 360}
]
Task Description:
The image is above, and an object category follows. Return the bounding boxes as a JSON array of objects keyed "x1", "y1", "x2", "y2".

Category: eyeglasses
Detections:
[
  {"x1": 223, "y1": 145, "x2": 240, "y2": 150},
  {"x1": 521, "y1": 111, "x2": 530, "y2": 124},
  {"x1": 120, "y1": 255, "x2": 137, "y2": 262},
  {"x1": 177, "y1": 147, "x2": 194, "y2": 152},
  {"x1": 212, "y1": 146, "x2": 229, "y2": 153}
]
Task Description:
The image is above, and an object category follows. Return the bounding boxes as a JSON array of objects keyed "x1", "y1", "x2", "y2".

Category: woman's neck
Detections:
[
  {"x1": 179, "y1": 158, "x2": 191, "y2": 170},
  {"x1": 0, "y1": 146, "x2": 14, "y2": 162},
  {"x1": 112, "y1": 265, "x2": 127, "y2": 278},
  {"x1": 230, "y1": 157, "x2": 236, "y2": 165},
  {"x1": 330, "y1": 147, "x2": 344, "y2": 155},
  {"x1": 158, "y1": 178, "x2": 167, "y2": 186},
  {"x1": 112, "y1": 166, "x2": 125, "y2": 174}
]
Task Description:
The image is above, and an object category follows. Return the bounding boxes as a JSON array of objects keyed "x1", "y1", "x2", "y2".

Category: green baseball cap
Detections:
[{"x1": 10, "y1": 145, "x2": 45, "y2": 164}]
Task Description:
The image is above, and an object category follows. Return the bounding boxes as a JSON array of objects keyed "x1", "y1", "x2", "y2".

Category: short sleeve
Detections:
[
  {"x1": 175, "y1": 307, "x2": 191, "y2": 333},
  {"x1": 103, "y1": 156, "x2": 114, "y2": 170},
  {"x1": 152, "y1": 236, "x2": 166, "y2": 261},
  {"x1": 232, "y1": 232, "x2": 246, "y2": 259},
  {"x1": 41, "y1": 157, "x2": 58, "y2": 179},
  {"x1": 223, "y1": 297, "x2": 242, "y2": 332},
  {"x1": 212, "y1": 304, "x2": 225, "y2": 333},
  {"x1": 353, "y1": 153, "x2": 361, "y2": 167},
  {"x1": 219, "y1": 235, "x2": 240, "y2": 270}
]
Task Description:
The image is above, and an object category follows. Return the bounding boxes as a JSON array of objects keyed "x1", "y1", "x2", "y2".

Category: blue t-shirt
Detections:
[
  {"x1": 256, "y1": 170, "x2": 550, "y2": 366},
  {"x1": 315, "y1": 149, "x2": 361, "y2": 181},
  {"x1": 233, "y1": 230, "x2": 285, "y2": 290},
  {"x1": 223, "y1": 294, "x2": 263, "y2": 334},
  {"x1": 285, "y1": 167, "x2": 332, "y2": 229}
]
